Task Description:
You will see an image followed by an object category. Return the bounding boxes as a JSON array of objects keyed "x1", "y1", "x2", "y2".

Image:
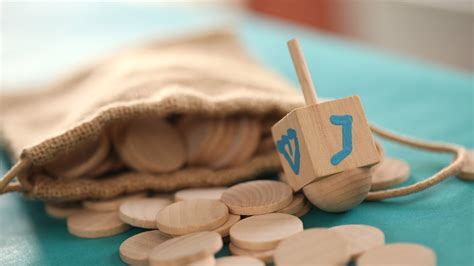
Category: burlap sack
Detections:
[{"x1": 0, "y1": 30, "x2": 305, "y2": 202}]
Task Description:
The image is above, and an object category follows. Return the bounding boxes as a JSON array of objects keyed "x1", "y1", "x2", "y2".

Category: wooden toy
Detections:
[
  {"x1": 274, "y1": 228, "x2": 351, "y2": 266},
  {"x1": 216, "y1": 256, "x2": 265, "y2": 266},
  {"x1": 457, "y1": 149, "x2": 474, "y2": 180},
  {"x1": 229, "y1": 213, "x2": 303, "y2": 251},
  {"x1": 148, "y1": 231, "x2": 223, "y2": 266},
  {"x1": 228, "y1": 243, "x2": 274, "y2": 263},
  {"x1": 83, "y1": 192, "x2": 147, "y2": 211},
  {"x1": 356, "y1": 243, "x2": 436, "y2": 266},
  {"x1": 329, "y1": 224, "x2": 385, "y2": 259},
  {"x1": 67, "y1": 210, "x2": 130, "y2": 238},
  {"x1": 370, "y1": 158, "x2": 410, "y2": 191},
  {"x1": 156, "y1": 199, "x2": 229, "y2": 235},
  {"x1": 119, "y1": 230, "x2": 172, "y2": 265},
  {"x1": 271, "y1": 39, "x2": 380, "y2": 212},
  {"x1": 174, "y1": 187, "x2": 227, "y2": 202},
  {"x1": 221, "y1": 180, "x2": 293, "y2": 215},
  {"x1": 45, "y1": 202, "x2": 83, "y2": 219},
  {"x1": 119, "y1": 197, "x2": 172, "y2": 229},
  {"x1": 276, "y1": 193, "x2": 306, "y2": 215},
  {"x1": 213, "y1": 214, "x2": 241, "y2": 237}
]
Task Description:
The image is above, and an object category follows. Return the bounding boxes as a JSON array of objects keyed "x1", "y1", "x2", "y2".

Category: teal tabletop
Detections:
[{"x1": 1, "y1": 3, "x2": 473, "y2": 266}]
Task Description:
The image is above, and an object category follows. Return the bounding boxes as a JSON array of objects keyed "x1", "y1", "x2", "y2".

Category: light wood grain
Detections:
[
  {"x1": 119, "y1": 230, "x2": 172, "y2": 266},
  {"x1": 214, "y1": 214, "x2": 241, "y2": 237},
  {"x1": 228, "y1": 243, "x2": 274, "y2": 263},
  {"x1": 272, "y1": 96, "x2": 380, "y2": 191},
  {"x1": 174, "y1": 187, "x2": 227, "y2": 202},
  {"x1": 45, "y1": 202, "x2": 83, "y2": 218},
  {"x1": 356, "y1": 243, "x2": 436, "y2": 266},
  {"x1": 156, "y1": 199, "x2": 229, "y2": 235},
  {"x1": 117, "y1": 118, "x2": 186, "y2": 173},
  {"x1": 188, "y1": 255, "x2": 216, "y2": 266},
  {"x1": 148, "y1": 231, "x2": 223, "y2": 266},
  {"x1": 274, "y1": 228, "x2": 350, "y2": 266},
  {"x1": 287, "y1": 39, "x2": 318, "y2": 105},
  {"x1": 303, "y1": 167, "x2": 372, "y2": 212},
  {"x1": 67, "y1": 210, "x2": 129, "y2": 238},
  {"x1": 44, "y1": 133, "x2": 110, "y2": 179},
  {"x1": 84, "y1": 192, "x2": 147, "y2": 211},
  {"x1": 230, "y1": 213, "x2": 303, "y2": 251},
  {"x1": 293, "y1": 201, "x2": 312, "y2": 217},
  {"x1": 277, "y1": 193, "x2": 305, "y2": 215},
  {"x1": 119, "y1": 197, "x2": 172, "y2": 229},
  {"x1": 216, "y1": 256, "x2": 265, "y2": 266},
  {"x1": 330, "y1": 224, "x2": 385, "y2": 259},
  {"x1": 457, "y1": 149, "x2": 474, "y2": 180},
  {"x1": 221, "y1": 180, "x2": 293, "y2": 215},
  {"x1": 370, "y1": 157, "x2": 410, "y2": 191}
]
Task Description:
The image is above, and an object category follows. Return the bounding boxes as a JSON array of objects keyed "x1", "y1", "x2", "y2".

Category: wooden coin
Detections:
[
  {"x1": 214, "y1": 214, "x2": 241, "y2": 237},
  {"x1": 278, "y1": 172, "x2": 288, "y2": 183},
  {"x1": 370, "y1": 157, "x2": 410, "y2": 191},
  {"x1": 231, "y1": 119, "x2": 261, "y2": 166},
  {"x1": 180, "y1": 117, "x2": 214, "y2": 164},
  {"x1": 149, "y1": 231, "x2": 223, "y2": 266},
  {"x1": 119, "y1": 197, "x2": 172, "y2": 229},
  {"x1": 221, "y1": 180, "x2": 293, "y2": 215},
  {"x1": 277, "y1": 194, "x2": 305, "y2": 215},
  {"x1": 228, "y1": 243, "x2": 274, "y2": 263},
  {"x1": 67, "y1": 210, "x2": 130, "y2": 238},
  {"x1": 230, "y1": 213, "x2": 303, "y2": 251},
  {"x1": 119, "y1": 230, "x2": 172, "y2": 266},
  {"x1": 45, "y1": 202, "x2": 83, "y2": 219},
  {"x1": 293, "y1": 201, "x2": 312, "y2": 217},
  {"x1": 156, "y1": 199, "x2": 229, "y2": 235},
  {"x1": 216, "y1": 256, "x2": 265, "y2": 266},
  {"x1": 274, "y1": 228, "x2": 351, "y2": 266},
  {"x1": 174, "y1": 187, "x2": 227, "y2": 202},
  {"x1": 329, "y1": 224, "x2": 385, "y2": 259},
  {"x1": 89, "y1": 154, "x2": 124, "y2": 177},
  {"x1": 44, "y1": 133, "x2": 110, "y2": 179},
  {"x1": 188, "y1": 255, "x2": 216, "y2": 266},
  {"x1": 198, "y1": 119, "x2": 227, "y2": 164},
  {"x1": 118, "y1": 118, "x2": 186, "y2": 173},
  {"x1": 207, "y1": 119, "x2": 238, "y2": 164},
  {"x1": 303, "y1": 167, "x2": 372, "y2": 212},
  {"x1": 83, "y1": 192, "x2": 147, "y2": 211},
  {"x1": 357, "y1": 243, "x2": 436, "y2": 266},
  {"x1": 458, "y1": 149, "x2": 474, "y2": 180},
  {"x1": 255, "y1": 136, "x2": 276, "y2": 155}
]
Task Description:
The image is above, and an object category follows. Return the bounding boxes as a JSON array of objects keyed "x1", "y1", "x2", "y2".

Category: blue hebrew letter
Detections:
[
  {"x1": 276, "y1": 128, "x2": 301, "y2": 175},
  {"x1": 330, "y1": 115, "x2": 353, "y2": 165}
]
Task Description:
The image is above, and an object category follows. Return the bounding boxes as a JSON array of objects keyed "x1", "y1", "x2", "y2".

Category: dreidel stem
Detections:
[{"x1": 287, "y1": 38, "x2": 319, "y2": 106}]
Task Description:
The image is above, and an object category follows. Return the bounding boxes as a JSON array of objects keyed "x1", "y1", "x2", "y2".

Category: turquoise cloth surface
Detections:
[{"x1": 1, "y1": 3, "x2": 473, "y2": 266}]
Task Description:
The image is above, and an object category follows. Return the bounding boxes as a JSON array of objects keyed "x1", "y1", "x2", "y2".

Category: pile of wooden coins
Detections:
[
  {"x1": 45, "y1": 179, "x2": 436, "y2": 265},
  {"x1": 43, "y1": 115, "x2": 264, "y2": 180}
]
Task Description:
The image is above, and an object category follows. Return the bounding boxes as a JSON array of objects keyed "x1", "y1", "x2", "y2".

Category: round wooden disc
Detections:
[
  {"x1": 188, "y1": 255, "x2": 216, "y2": 266},
  {"x1": 274, "y1": 228, "x2": 351, "y2": 266},
  {"x1": 89, "y1": 154, "x2": 124, "y2": 177},
  {"x1": 231, "y1": 119, "x2": 261, "y2": 166},
  {"x1": 118, "y1": 119, "x2": 186, "y2": 173},
  {"x1": 156, "y1": 199, "x2": 229, "y2": 235},
  {"x1": 357, "y1": 243, "x2": 436, "y2": 266},
  {"x1": 44, "y1": 133, "x2": 110, "y2": 179},
  {"x1": 277, "y1": 194, "x2": 305, "y2": 215},
  {"x1": 180, "y1": 117, "x2": 214, "y2": 164},
  {"x1": 149, "y1": 231, "x2": 223, "y2": 266},
  {"x1": 198, "y1": 119, "x2": 227, "y2": 164},
  {"x1": 230, "y1": 213, "x2": 303, "y2": 251},
  {"x1": 221, "y1": 180, "x2": 293, "y2": 215},
  {"x1": 330, "y1": 224, "x2": 385, "y2": 259},
  {"x1": 458, "y1": 150, "x2": 474, "y2": 180},
  {"x1": 214, "y1": 214, "x2": 241, "y2": 237},
  {"x1": 83, "y1": 192, "x2": 147, "y2": 211},
  {"x1": 370, "y1": 157, "x2": 410, "y2": 191},
  {"x1": 174, "y1": 187, "x2": 227, "y2": 202},
  {"x1": 67, "y1": 210, "x2": 130, "y2": 238},
  {"x1": 216, "y1": 256, "x2": 264, "y2": 266},
  {"x1": 119, "y1": 230, "x2": 172, "y2": 266},
  {"x1": 119, "y1": 197, "x2": 172, "y2": 229},
  {"x1": 293, "y1": 201, "x2": 312, "y2": 217},
  {"x1": 207, "y1": 119, "x2": 238, "y2": 164},
  {"x1": 303, "y1": 167, "x2": 372, "y2": 212},
  {"x1": 228, "y1": 243, "x2": 274, "y2": 263},
  {"x1": 45, "y1": 203, "x2": 83, "y2": 219}
]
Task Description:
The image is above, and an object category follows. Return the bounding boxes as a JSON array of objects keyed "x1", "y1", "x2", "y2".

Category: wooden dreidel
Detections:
[{"x1": 271, "y1": 39, "x2": 380, "y2": 212}]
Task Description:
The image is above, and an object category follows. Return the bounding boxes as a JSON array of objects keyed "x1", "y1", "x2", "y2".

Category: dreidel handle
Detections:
[{"x1": 287, "y1": 39, "x2": 319, "y2": 106}]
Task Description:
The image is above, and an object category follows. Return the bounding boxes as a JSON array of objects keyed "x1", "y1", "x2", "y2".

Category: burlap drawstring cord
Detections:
[{"x1": 0, "y1": 125, "x2": 466, "y2": 201}]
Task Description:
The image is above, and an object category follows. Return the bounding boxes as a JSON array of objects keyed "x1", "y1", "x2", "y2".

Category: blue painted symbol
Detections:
[
  {"x1": 330, "y1": 115, "x2": 353, "y2": 165},
  {"x1": 276, "y1": 128, "x2": 300, "y2": 175}
]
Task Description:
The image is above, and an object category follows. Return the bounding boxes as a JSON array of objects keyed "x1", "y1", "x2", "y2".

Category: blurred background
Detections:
[{"x1": 1, "y1": 0, "x2": 473, "y2": 89}]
